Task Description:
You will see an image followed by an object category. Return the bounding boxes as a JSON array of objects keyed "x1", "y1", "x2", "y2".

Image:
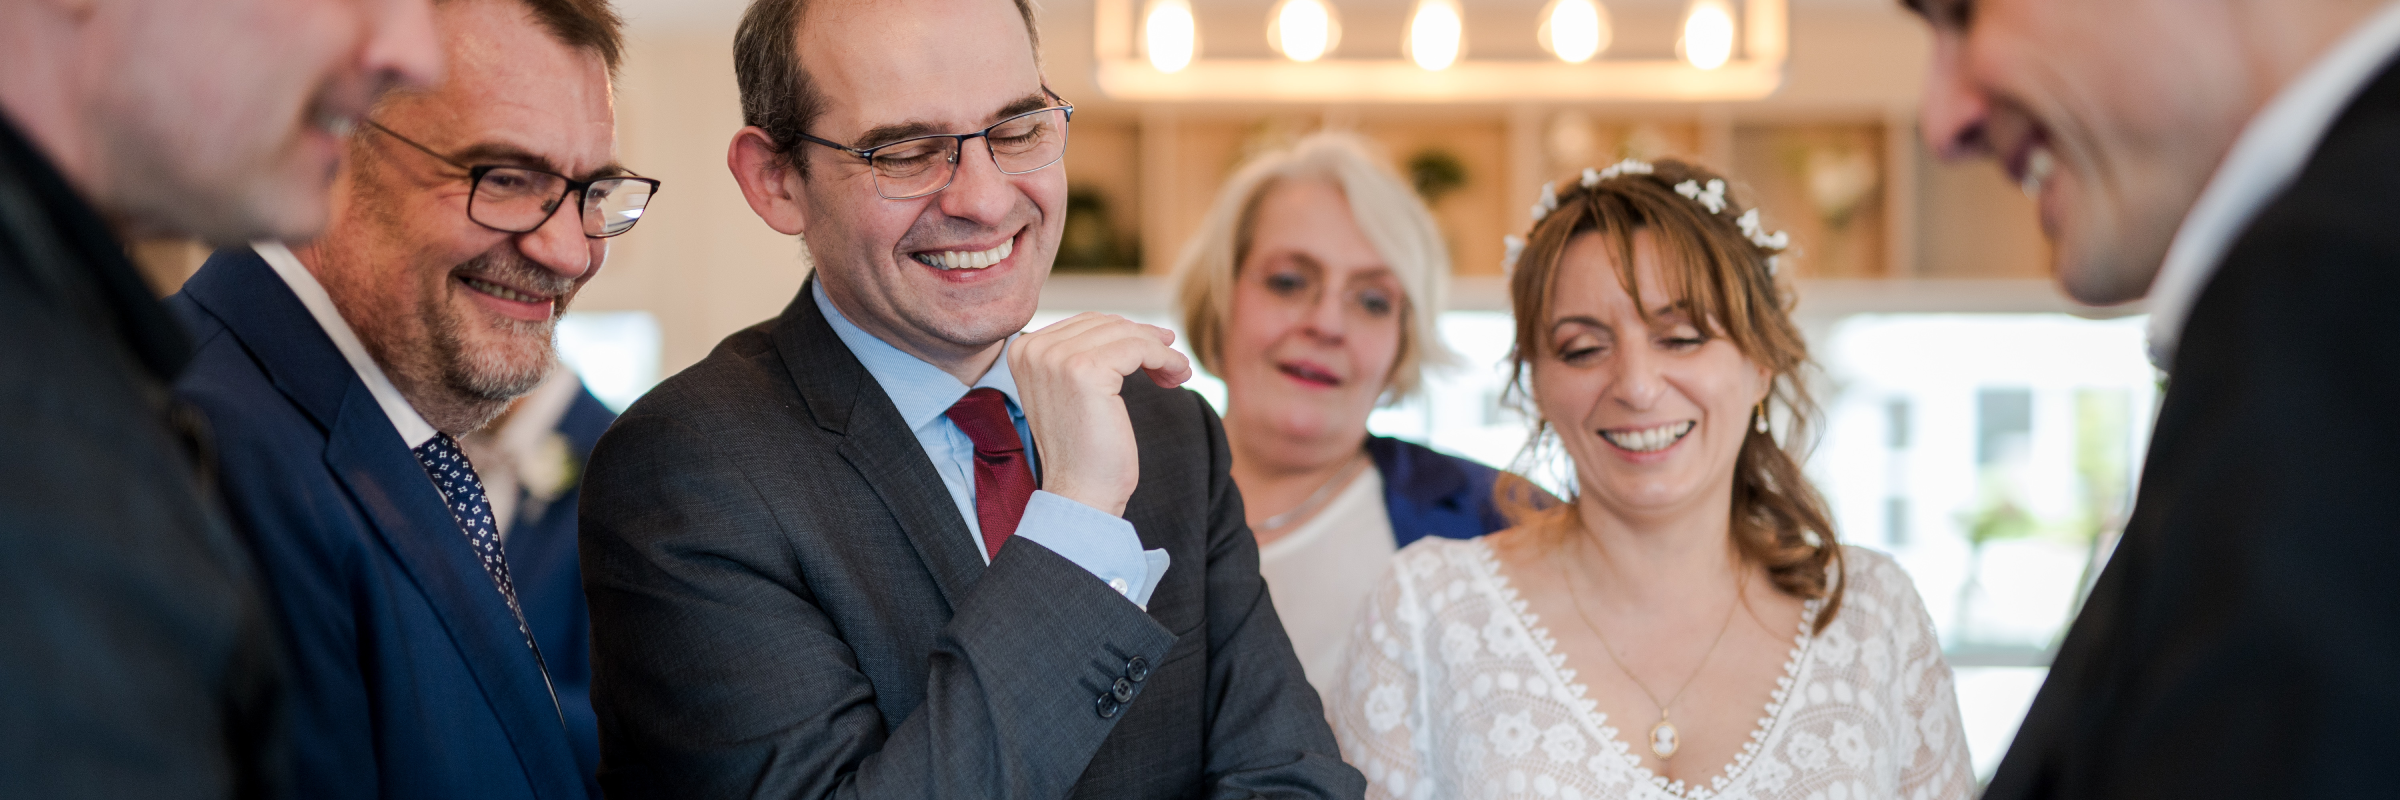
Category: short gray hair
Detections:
[{"x1": 1173, "y1": 132, "x2": 1455, "y2": 401}]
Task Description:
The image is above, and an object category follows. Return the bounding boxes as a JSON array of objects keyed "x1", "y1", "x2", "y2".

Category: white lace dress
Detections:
[{"x1": 1329, "y1": 539, "x2": 1973, "y2": 800}]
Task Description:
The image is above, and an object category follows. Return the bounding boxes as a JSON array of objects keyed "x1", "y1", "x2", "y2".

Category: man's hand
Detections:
[{"x1": 1009, "y1": 313, "x2": 1193, "y2": 518}]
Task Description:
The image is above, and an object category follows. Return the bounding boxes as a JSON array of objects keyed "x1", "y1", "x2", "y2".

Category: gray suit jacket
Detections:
[{"x1": 580, "y1": 280, "x2": 1364, "y2": 799}]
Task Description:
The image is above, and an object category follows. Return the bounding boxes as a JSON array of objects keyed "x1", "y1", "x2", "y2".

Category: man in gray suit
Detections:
[{"x1": 576, "y1": 0, "x2": 1364, "y2": 797}]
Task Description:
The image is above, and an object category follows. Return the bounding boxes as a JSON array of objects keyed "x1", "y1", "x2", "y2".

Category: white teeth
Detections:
[
  {"x1": 318, "y1": 111, "x2": 356, "y2": 138},
  {"x1": 916, "y1": 238, "x2": 1014, "y2": 270},
  {"x1": 465, "y1": 277, "x2": 542, "y2": 304},
  {"x1": 2020, "y1": 146, "x2": 2056, "y2": 200},
  {"x1": 1599, "y1": 421, "x2": 1697, "y2": 453}
]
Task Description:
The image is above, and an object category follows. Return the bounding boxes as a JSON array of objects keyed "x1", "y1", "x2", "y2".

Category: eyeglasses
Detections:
[
  {"x1": 364, "y1": 120, "x2": 661, "y2": 238},
  {"x1": 792, "y1": 95, "x2": 1074, "y2": 201}
]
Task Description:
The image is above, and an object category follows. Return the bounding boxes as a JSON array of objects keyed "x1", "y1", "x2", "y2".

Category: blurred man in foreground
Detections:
[
  {"x1": 1905, "y1": 0, "x2": 2400, "y2": 796},
  {"x1": 166, "y1": 0, "x2": 646, "y2": 795},
  {"x1": 0, "y1": 0, "x2": 438, "y2": 794}
]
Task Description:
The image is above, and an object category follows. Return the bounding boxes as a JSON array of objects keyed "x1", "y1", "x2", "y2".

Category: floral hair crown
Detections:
[{"x1": 1502, "y1": 158, "x2": 1791, "y2": 275}]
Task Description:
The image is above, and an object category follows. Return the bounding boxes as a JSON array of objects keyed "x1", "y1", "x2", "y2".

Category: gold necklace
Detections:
[
  {"x1": 1555, "y1": 548, "x2": 1741, "y2": 761},
  {"x1": 1256, "y1": 451, "x2": 1369, "y2": 532}
]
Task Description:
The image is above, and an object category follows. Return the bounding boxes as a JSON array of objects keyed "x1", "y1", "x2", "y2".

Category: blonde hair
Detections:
[
  {"x1": 1173, "y1": 132, "x2": 1455, "y2": 401},
  {"x1": 1500, "y1": 158, "x2": 1845, "y2": 632}
]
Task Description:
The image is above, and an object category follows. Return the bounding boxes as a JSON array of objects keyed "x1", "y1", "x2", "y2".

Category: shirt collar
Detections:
[
  {"x1": 810, "y1": 279, "x2": 1023, "y2": 433},
  {"x1": 253, "y1": 241, "x2": 441, "y2": 448},
  {"x1": 2147, "y1": 1, "x2": 2400, "y2": 368}
]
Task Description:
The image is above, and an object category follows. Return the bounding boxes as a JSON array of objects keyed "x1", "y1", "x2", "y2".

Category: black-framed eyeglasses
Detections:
[
  {"x1": 364, "y1": 120, "x2": 660, "y2": 238},
  {"x1": 791, "y1": 92, "x2": 1075, "y2": 201}
]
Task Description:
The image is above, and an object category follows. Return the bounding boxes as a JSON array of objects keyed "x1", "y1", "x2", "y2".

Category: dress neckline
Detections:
[{"x1": 1460, "y1": 538, "x2": 1821, "y2": 799}]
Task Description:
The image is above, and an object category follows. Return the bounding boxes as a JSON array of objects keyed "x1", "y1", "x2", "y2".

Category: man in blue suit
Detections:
[{"x1": 165, "y1": 0, "x2": 651, "y2": 796}]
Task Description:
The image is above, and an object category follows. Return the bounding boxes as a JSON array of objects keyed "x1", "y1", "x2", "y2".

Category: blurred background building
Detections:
[{"x1": 130, "y1": 0, "x2": 2158, "y2": 782}]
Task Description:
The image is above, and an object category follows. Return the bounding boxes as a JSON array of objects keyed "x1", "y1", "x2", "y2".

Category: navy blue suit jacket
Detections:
[
  {"x1": 166, "y1": 247, "x2": 587, "y2": 800},
  {"x1": 502, "y1": 385, "x2": 615, "y2": 796},
  {"x1": 1365, "y1": 435, "x2": 1514, "y2": 548}
]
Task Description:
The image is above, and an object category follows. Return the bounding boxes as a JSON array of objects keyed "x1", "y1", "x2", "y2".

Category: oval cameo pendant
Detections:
[{"x1": 1649, "y1": 719, "x2": 1680, "y2": 759}]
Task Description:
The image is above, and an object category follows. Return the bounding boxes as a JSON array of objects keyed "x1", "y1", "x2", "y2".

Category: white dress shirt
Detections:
[
  {"x1": 2148, "y1": 1, "x2": 2400, "y2": 367},
  {"x1": 253, "y1": 242, "x2": 439, "y2": 449}
]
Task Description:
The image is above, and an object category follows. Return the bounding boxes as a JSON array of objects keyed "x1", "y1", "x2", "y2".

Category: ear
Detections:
[{"x1": 728, "y1": 126, "x2": 809, "y2": 236}]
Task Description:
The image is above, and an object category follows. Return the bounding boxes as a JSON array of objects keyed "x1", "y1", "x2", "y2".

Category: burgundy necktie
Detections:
[{"x1": 945, "y1": 387, "x2": 1035, "y2": 558}]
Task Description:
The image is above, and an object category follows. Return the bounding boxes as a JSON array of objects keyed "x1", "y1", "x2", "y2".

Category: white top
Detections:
[
  {"x1": 1330, "y1": 539, "x2": 1973, "y2": 800},
  {"x1": 1258, "y1": 465, "x2": 1396, "y2": 696},
  {"x1": 252, "y1": 241, "x2": 438, "y2": 448},
  {"x1": 2146, "y1": 1, "x2": 2400, "y2": 367}
]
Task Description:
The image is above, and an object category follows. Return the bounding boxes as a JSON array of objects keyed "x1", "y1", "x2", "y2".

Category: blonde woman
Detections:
[
  {"x1": 1329, "y1": 159, "x2": 1972, "y2": 799},
  {"x1": 1175, "y1": 133, "x2": 1519, "y2": 696}
]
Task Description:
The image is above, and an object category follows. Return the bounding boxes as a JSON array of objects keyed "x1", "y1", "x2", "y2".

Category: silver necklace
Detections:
[
  {"x1": 1556, "y1": 550, "x2": 1741, "y2": 761},
  {"x1": 1256, "y1": 452, "x2": 1369, "y2": 532}
]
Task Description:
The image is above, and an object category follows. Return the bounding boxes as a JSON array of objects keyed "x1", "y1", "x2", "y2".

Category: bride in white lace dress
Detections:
[{"x1": 1328, "y1": 159, "x2": 1973, "y2": 800}]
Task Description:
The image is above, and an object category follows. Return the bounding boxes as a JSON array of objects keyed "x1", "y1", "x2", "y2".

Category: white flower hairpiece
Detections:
[
  {"x1": 1514, "y1": 162, "x2": 1791, "y2": 277},
  {"x1": 1530, "y1": 182, "x2": 1559, "y2": 222},
  {"x1": 1674, "y1": 179, "x2": 1728, "y2": 214},
  {"x1": 1736, "y1": 208, "x2": 1790, "y2": 251}
]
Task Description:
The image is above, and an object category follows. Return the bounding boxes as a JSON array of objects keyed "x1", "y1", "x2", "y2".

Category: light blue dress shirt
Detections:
[{"x1": 813, "y1": 283, "x2": 1169, "y2": 607}]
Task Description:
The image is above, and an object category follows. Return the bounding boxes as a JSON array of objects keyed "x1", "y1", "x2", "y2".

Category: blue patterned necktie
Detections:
[{"x1": 412, "y1": 433, "x2": 535, "y2": 651}]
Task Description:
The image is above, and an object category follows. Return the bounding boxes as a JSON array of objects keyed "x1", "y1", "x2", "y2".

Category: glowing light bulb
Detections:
[
  {"x1": 1407, "y1": 0, "x2": 1463, "y2": 71},
  {"x1": 1270, "y1": 0, "x2": 1336, "y2": 63},
  {"x1": 1143, "y1": 0, "x2": 1197, "y2": 73},
  {"x1": 1539, "y1": 0, "x2": 1610, "y2": 64},
  {"x1": 1680, "y1": 0, "x2": 1735, "y2": 70}
]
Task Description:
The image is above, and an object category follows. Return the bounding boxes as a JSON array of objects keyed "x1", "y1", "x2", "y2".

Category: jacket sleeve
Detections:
[
  {"x1": 579, "y1": 409, "x2": 1179, "y2": 800},
  {"x1": 1186, "y1": 397, "x2": 1370, "y2": 799}
]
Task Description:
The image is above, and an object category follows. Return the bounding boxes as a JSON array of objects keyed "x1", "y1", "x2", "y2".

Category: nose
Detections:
[
  {"x1": 517, "y1": 195, "x2": 595, "y2": 282},
  {"x1": 1607, "y1": 341, "x2": 1666, "y2": 411},
  {"x1": 1300, "y1": 285, "x2": 1347, "y2": 343},
  {"x1": 1919, "y1": 33, "x2": 1992, "y2": 163},
  {"x1": 933, "y1": 137, "x2": 1016, "y2": 226},
  {"x1": 362, "y1": 0, "x2": 444, "y2": 97}
]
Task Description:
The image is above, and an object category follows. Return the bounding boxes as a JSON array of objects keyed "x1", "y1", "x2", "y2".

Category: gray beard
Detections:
[{"x1": 429, "y1": 249, "x2": 574, "y2": 402}]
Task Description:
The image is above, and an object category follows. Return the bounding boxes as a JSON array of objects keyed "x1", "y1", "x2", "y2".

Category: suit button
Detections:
[
  {"x1": 1126, "y1": 656, "x2": 1150, "y2": 683},
  {"x1": 1111, "y1": 676, "x2": 1136, "y2": 703},
  {"x1": 1095, "y1": 694, "x2": 1122, "y2": 719}
]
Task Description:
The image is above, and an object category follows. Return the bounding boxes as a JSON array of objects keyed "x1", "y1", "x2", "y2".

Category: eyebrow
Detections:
[
  {"x1": 447, "y1": 141, "x2": 630, "y2": 182},
  {"x1": 851, "y1": 90, "x2": 1056, "y2": 150}
]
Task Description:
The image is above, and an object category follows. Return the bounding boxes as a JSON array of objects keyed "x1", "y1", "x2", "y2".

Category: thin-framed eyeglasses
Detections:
[
  {"x1": 791, "y1": 93, "x2": 1075, "y2": 201},
  {"x1": 364, "y1": 120, "x2": 661, "y2": 239}
]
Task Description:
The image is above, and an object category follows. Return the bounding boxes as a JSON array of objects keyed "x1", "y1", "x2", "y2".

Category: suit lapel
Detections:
[
  {"x1": 771, "y1": 279, "x2": 986, "y2": 610},
  {"x1": 323, "y1": 377, "x2": 580, "y2": 799},
  {"x1": 188, "y1": 248, "x2": 578, "y2": 798}
]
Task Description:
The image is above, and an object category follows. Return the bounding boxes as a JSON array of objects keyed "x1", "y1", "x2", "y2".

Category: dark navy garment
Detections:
[
  {"x1": 167, "y1": 247, "x2": 587, "y2": 800},
  {"x1": 500, "y1": 384, "x2": 615, "y2": 797},
  {"x1": 1364, "y1": 435, "x2": 1515, "y2": 548}
]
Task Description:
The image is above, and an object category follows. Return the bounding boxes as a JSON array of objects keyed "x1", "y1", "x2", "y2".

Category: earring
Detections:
[{"x1": 1753, "y1": 403, "x2": 1770, "y2": 435}]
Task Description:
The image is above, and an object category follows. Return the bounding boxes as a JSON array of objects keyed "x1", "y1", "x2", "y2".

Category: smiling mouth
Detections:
[
  {"x1": 911, "y1": 237, "x2": 1014, "y2": 271},
  {"x1": 1598, "y1": 421, "x2": 1696, "y2": 453},
  {"x1": 461, "y1": 275, "x2": 553, "y2": 307}
]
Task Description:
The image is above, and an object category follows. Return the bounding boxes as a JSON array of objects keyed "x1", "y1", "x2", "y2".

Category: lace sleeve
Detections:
[
  {"x1": 1889, "y1": 564, "x2": 1976, "y2": 800},
  {"x1": 1330, "y1": 556, "x2": 1429, "y2": 800}
]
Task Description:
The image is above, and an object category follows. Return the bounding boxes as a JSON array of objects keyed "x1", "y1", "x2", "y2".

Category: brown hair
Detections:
[
  {"x1": 1500, "y1": 158, "x2": 1845, "y2": 631},
  {"x1": 734, "y1": 0, "x2": 1042, "y2": 175}
]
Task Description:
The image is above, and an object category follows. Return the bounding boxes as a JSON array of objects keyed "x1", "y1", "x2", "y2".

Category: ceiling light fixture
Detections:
[
  {"x1": 1405, "y1": 0, "x2": 1464, "y2": 71},
  {"x1": 1679, "y1": 0, "x2": 1736, "y2": 71},
  {"x1": 1267, "y1": 0, "x2": 1340, "y2": 63},
  {"x1": 1142, "y1": 0, "x2": 1197, "y2": 72},
  {"x1": 1538, "y1": 0, "x2": 1610, "y2": 64}
]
